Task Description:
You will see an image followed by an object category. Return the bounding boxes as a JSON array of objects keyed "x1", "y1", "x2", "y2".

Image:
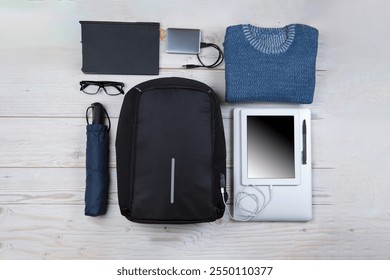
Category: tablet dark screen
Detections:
[{"x1": 247, "y1": 116, "x2": 295, "y2": 179}]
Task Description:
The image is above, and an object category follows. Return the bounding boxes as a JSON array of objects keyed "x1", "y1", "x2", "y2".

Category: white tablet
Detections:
[{"x1": 240, "y1": 109, "x2": 301, "y2": 186}]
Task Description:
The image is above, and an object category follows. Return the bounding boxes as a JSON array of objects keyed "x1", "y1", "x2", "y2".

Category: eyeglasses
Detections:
[{"x1": 80, "y1": 81, "x2": 124, "y2": 96}]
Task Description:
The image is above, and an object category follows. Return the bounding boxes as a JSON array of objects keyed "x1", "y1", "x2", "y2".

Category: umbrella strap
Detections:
[{"x1": 86, "y1": 105, "x2": 111, "y2": 133}]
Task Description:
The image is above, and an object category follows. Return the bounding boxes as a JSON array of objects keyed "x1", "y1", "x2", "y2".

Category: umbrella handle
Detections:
[{"x1": 86, "y1": 104, "x2": 111, "y2": 132}]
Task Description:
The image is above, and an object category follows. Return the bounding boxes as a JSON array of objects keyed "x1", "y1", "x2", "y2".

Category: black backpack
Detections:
[{"x1": 116, "y1": 77, "x2": 227, "y2": 223}]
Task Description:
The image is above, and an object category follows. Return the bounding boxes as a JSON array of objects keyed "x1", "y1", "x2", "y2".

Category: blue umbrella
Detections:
[{"x1": 85, "y1": 103, "x2": 110, "y2": 216}]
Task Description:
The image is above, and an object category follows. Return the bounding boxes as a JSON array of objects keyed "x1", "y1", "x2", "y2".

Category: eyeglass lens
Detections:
[
  {"x1": 103, "y1": 85, "x2": 122, "y2": 95},
  {"x1": 82, "y1": 84, "x2": 101, "y2": 94}
]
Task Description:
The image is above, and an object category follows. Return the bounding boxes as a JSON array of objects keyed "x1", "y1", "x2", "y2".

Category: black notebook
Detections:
[{"x1": 80, "y1": 21, "x2": 160, "y2": 75}]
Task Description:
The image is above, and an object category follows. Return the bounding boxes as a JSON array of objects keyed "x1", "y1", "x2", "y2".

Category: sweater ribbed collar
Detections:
[{"x1": 242, "y1": 24, "x2": 296, "y2": 54}]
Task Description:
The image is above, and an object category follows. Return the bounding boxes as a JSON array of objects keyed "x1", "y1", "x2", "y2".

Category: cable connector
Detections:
[
  {"x1": 183, "y1": 41, "x2": 224, "y2": 69},
  {"x1": 220, "y1": 173, "x2": 226, "y2": 195},
  {"x1": 182, "y1": 64, "x2": 200, "y2": 69}
]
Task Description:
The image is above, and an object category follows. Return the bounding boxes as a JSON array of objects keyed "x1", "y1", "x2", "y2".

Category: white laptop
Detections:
[{"x1": 233, "y1": 108, "x2": 312, "y2": 222}]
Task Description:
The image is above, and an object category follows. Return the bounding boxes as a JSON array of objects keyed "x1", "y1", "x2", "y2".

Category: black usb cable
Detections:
[{"x1": 183, "y1": 42, "x2": 224, "y2": 69}]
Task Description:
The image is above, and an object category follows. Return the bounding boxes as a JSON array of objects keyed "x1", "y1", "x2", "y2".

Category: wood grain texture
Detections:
[
  {"x1": 0, "y1": 204, "x2": 388, "y2": 260},
  {"x1": 0, "y1": 167, "x2": 332, "y2": 207},
  {"x1": 0, "y1": 118, "x2": 335, "y2": 168},
  {"x1": 1, "y1": 0, "x2": 390, "y2": 259}
]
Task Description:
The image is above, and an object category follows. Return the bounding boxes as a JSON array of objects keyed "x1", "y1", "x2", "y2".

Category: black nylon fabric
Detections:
[
  {"x1": 132, "y1": 89, "x2": 213, "y2": 221},
  {"x1": 85, "y1": 124, "x2": 109, "y2": 216},
  {"x1": 116, "y1": 87, "x2": 141, "y2": 217},
  {"x1": 116, "y1": 77, "x2": 226, "y2": 223}
]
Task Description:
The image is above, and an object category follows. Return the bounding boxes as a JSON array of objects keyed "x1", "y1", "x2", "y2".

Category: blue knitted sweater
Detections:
[{"x1": 224, "y1": 24, "x2": 319, "y2": 104}]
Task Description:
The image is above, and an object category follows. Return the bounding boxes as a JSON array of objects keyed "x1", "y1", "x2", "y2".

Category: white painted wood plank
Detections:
[
  {"x1": 0, "y1": 168, "x2": 331, "y2": 207},
  {"x1": 0, "y1": 204, "x2": 389, "y2": 259},
  {"x1": 0, "y1": 118, "x2": 332, "y2": 168},
  {"x1": 0, "y1": 54, "x2": 226, "y2": 118},
  {"x1": 0, "y1": 0, "x2": 328, "y2": 68},
  {"x1": 0, "y1": 48, "x2": 326, "y2": 118}
]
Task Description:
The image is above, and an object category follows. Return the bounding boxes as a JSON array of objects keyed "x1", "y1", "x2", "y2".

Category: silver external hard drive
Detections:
[{"x1": 166, "y1": 28, "x2": 201, "y2": 54}]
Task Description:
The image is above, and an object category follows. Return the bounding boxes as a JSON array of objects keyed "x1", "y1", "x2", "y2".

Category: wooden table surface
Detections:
[{"x1": 1, "y1": 0, "x2": 389, "y2": 259}]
